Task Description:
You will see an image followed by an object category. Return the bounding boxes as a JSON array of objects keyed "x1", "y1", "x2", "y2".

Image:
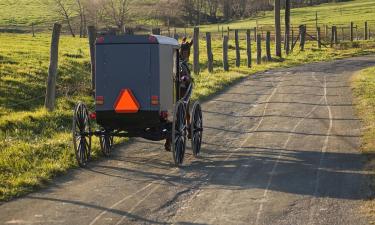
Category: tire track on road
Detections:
[
  {"x1": 90, "y1": 75, "x2": 282, "y2": 225},
  {"x1": 169, "y1": 74, "x2": 284, "y2": 224},
  {"x1": 255, "y1": 72, "x2": 325, "y2": 225},
  {"x1": 307, "y1": 75, "x2": 333, "y2": 225}
]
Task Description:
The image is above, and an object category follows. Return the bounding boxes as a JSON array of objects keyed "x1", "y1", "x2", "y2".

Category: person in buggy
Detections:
[{"x1": 164, "y1": 37, "x2": 194, "y2": 151}]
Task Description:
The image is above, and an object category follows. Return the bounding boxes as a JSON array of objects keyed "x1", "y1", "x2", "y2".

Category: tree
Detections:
[
  {"x1": 50, "y1": 0, "x2": 76, "y2": 37},
  {"x1": 75, "y1": 0, "x2": 85, "y2": 37},
  {"x1": 102, "y1": 0, "x2": 132, "y2": 32},
  {"x1": 274, "y1": 0, "x2": 282, "y2": 57}
]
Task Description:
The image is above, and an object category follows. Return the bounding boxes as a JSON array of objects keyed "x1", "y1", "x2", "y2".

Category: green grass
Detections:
[
  {"x1": 352, "y1": 67, "x2": 375, "y2": 221},
  {"x1": 1, "y1": 0, "x2": 375, "y2": 32},
  {"x1": 352, "y1": 67, "x2": 375, "y2": 155},
  {"x1": 0, "y1": 0, "x2": 58, "y2": 26},
  {"x1": 197, "y1": 0, "x2": 375, "y2": 33}
]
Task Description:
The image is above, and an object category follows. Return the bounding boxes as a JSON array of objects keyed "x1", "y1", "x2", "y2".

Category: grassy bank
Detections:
[
  {"x1": 1, "y1": 32, "x2": 375, "y2": 201},
  {"x1": 352, "y1": 67, "x2": 375, "y2": 221},
  {"x1": 352, "y1": 67, "x2": 375, "y2": 156}
]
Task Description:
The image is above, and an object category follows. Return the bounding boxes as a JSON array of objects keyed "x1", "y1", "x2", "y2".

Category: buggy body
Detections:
[{"x1": 72, "y1": 34, "x2": 203, "y2": 167}]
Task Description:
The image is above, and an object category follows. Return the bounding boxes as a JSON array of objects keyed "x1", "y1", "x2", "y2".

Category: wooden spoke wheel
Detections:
[
  {"x1": 172, "y1": 100, "x2": 187, "y2": 166},
  {"x1": 100, "y1": 133, "x2": 113, "y2": 157},
  {"x1": 72, "y1": 102, "x2": 92, "y2": 167},
  {"x1": 191, "y1": 102, "x2": 203, "y2": 157}
]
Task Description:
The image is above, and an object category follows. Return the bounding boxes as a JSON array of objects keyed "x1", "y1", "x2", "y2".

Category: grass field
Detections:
[
  {"x1": 0, "y1": 0, "x2": 57, "y2": 26},
  {"x1": 199, "y1": 0, "x2": 375, "y2": 32},
  {"x1": 1, "y1": 0, "x2": 375, "y2": 31},
  {"x1": 0, "y1": 0, "x2": 161, "y2": 27}
]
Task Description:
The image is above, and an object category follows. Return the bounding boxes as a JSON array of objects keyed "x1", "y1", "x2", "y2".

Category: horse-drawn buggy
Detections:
[{"x1": 72, "y1": 35, "x2": 203, "y2": 167}]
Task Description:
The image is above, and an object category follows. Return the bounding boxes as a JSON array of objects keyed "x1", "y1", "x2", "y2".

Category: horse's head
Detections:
[{"x1": 180, "y1": 37, "x2": 193, "y2": 62}]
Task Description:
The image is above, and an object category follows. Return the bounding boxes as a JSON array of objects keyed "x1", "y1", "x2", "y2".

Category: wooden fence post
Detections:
[
  {"x1": 334, "y1": 26, "x2": 338, "y2": 44},
  {"x1": 227, "y1": 27, "x2": 230, "y2": 39},
  {"x1": 266, "y1": 31, "x2": 272, "y2": 61},
  {"x1": 331, "y1": 26, "x2": 335, "y2": 47},
  {"x1": 235, "y1": 29, "x2": 240, "y2": 67},
  {"x1": 87, "y1": 26, "x2": 97, "y2": 92},
  {"x1": 341, "y1": 27, "x2": 345, "y2": 41},
  {"x1": 300, "y1": 25, "x2": 306, "y2": 51},
  {"x1": 174, "y1": 27, "x2": 178, "y2": 40},
  {"x1": 365, "y1": 21, "x2": 368, "y2": 40},
  {"x1": 246, "y1": 29, "x2": 252, "y2": 68},
  {"x1": 291, "y1": 28, "x2": 294, "y2": 46},
  {"x1": 206, "y1": 32, "x2": 214, "y2": 73},
  {"x1": 325, "y1": 25, "x2": 328, "y2": 41},
  {"x1": 356, "y1": 26, "x2": 359, "y2": 40},
  {"x1": 256, "y1": 34, "x2": 262, "y2": 65},
  {"x1": 152, "y1": 28, "x2": 160, "y2": 35},
  {"x1": 223, "y1": 36, "x2": 229, "y2": 71},
  {"x1": 254, "y1": 27, "x2": 257, "y2": 42},
  {"x1": 221, "y1": 26, "x2": 224, "y2": 37},
  {"x1": 317, "y1": 27, "x2": 321, "y2": 49},
  {"x1": 350, "y1": 22, "x2": 354, "y2": 42},
  {"x1": 193, "y1": 27, "x2": 200, "y2": 74},
  {"x1": 331, "y1": 26, "x2": 338, "y2": 47},
  {"x1": 369, "y1": 28, "x2": 372, "y2": 40},
  {"x1": 32, "y1": 22, "x2": 35, "y2": 37},
  {"x1": 45, "y1": 23, "x2": 62, "y2": 111}
]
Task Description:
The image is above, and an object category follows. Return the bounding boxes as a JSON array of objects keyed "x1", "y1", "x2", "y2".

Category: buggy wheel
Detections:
[
  {"x1": 72, "y1": 102, "x2": 92, "y2": 167},
  {"x1": 172, "y1": 100, "x2": 187, "y2": 166},
  {"x1": 100, "y1": 133, "x2": 113, "y2": 157},
  {"x1": 191, "y1": 102, "x2": 203, "y2": 157}
]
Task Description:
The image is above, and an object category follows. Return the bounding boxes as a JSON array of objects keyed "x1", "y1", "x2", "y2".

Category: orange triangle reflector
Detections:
[{"x1": 114, "y1": 89, "x2": 140, "y2": 113}]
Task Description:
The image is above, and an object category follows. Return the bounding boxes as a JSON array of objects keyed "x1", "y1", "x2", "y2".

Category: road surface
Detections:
[{"x1": 1, "y1": 56, "x2": 375, "y2": 225}]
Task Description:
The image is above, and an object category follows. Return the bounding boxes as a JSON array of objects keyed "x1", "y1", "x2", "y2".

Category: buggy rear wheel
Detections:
[
  {"x1": 100, "y1": 133, "x2": 113, "y2": 157},
  {"x1": 72, "y1": 102, "x2": 92, "y2": 167},
  {"x1": 191, "y1": 102, "x2": 203, "y2": 157},
  {"x1": 172, "y1": 100, "x2": 187, "y2": 166}
]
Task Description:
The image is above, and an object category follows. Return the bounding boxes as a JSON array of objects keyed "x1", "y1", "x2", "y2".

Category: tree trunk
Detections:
[
  {"x1": 285, "y1": 0, "x2": 291, "y2": 55},
  {"x1": 274, "y1": 0, "x2": 282, "y2": 57},
  {"x1": 67, "y1": 18, "x2": 75, "y2": 37}
]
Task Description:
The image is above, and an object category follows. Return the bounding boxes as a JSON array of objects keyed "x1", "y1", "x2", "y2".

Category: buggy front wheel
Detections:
[
  {"x1": 191, "y1": 102, "x2": 203, "y2": 157},
  {"x1": 72, "y1": 102, "x2": 92, "y2": 167},
  {"x1": 172, "y1": 100, "x2": 187, "y2": 166},
  {"x1": 100, "y1": 133, "x2": 113, "y2": 157}
]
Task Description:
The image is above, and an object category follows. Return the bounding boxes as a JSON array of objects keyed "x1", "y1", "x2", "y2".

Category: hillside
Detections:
[
  {"x1": 0, "y1": 0, "x2": 160, "y2": 27},
  {"x1": 1, "y1": 0, "x2": 375, "y2": 32},
  {"x1": 200, "y1": 0, "x2": 375, "y2": 32}
]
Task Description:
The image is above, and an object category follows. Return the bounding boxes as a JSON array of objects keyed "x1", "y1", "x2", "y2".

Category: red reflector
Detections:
[
  {"x1": 96, "y1": 96, "x2": 104, "y2": 105},
  {"x1": 114, "y1": 89, "x2": 140, "y2": 113},
  {"x1": 148, "y1": 35, "x2": 157, "y2": 43},
  {"x1": 96, "y1": 37, "x2": 104, "y2": 43},
  {"x1": 89, "y1": 112, "x2": 97, "y2": 120},
  {"x1": 151, "y1": 95, "x2": 159, "y2": 105},
  {"x1": 160, "y1": 111, "x2": 168, "y2": 120}
]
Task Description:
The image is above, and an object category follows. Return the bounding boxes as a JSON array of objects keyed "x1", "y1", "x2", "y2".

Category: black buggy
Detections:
[{"x1": 72, "y1": 35, "x2": 203, "y2": 167}]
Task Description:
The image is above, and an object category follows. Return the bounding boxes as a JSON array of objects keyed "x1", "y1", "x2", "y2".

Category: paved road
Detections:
[{"x1": 1, "y1": 56, "x2": 375, "y2": 225}]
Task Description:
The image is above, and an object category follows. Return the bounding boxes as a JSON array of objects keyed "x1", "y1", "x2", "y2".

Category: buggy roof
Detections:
[{"x1": 96, "y1": 35, "x2": 179, "y2": 47}]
